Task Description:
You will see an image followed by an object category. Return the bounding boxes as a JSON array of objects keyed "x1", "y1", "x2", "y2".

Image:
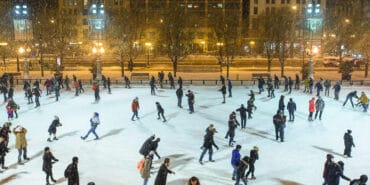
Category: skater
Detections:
[
  {"x1": 140, "y1": 153, "x2": 153, "y2": 185},
  {"x1": 42, "y1": 147, "x2": 59, "y2": 185},
  {"x1": 333, "y1": 82, "x2": 341, "y2": 100},
  {"x1": 187, "y1": 176, "x2": 200, "y2": 185},
  {"x1": 47, "y1": 116, "x2": 62, "y2": 142},
  {"x1": 327, "y1": 161, "x2": 350, "y2": 185},
  {"x1": 7, "y1": 86, "x2": 14, "y2": 100},
  {"x1": 267, "y1": 81, "x2": 275, "y2": 98},
  {"x1": 78, "y1": 79, "x2": 84, "y2": 93},
  {"x1": 225, "y1": 112, "x2": 239, "y2": 139},
  {"x1": 176, "y1": 87, "x2": 183, "y2": 108},
  {"x1": 186, "y1": 90, "x2": 195, "y2": 113},
  {"x1": 124, "y1": 75, "x2": 131, "y2": 88},
  {"x1": 102, "y1": 75, "x2": 107, "y2": 89},
  {"x1": 236, "y1": 104, "x2": 247, "y2": 129},
  {"x1": 294, "y1": 74, "x2": 300, "y2": 90},
  {"x1": 149, "y1": 138, "x2": 161, "y2": 159},
  {"x1": 44, "y1": 79, "x2": 52, "y2": 95},
  {"x1": 178, "y1": 76, "x2": 183, "y2": 88},
  {"x1": 287, "y1": 98, "x2": 297, "y2": 122},
  {"x1": 308, "y1": 77, "x2": 314, "y2": 94},
  {"x1": 54, "y1": 81, "x2": 60, "y2": 101},
  {"x1": 315, "y1": 80, "x2": 324, "y2": 97},
  {"x1": 278, "y1": 95, "x2": 285, "y2": 115},
  {"x1": 308, "y1": 97, "x2": 315, "y2": 121},
  {"x1": 283, "y1": 76, "x2": 288, "y2": 92},
  {"x1": 0, "y1": 137, "x2": 9, "y2": 171},
  {"x1": 288, "y1": 77, "x2": 293, "y2": 94},
  {"x1": 74, "y1": 80, "x2": 80, "y2": 96},
  {"x1": 343, "y1": 91, "x2": 359, "y2": 108},
  {"x1": 92, "y1": 82, "x2": 100, "y2": 102},
  {"x1": 234, "y1": 156, "x2": 249, "y2": 185},
  {"x1": 64, "y1": 156, "x2": 79, "y2": 185},
  {"x1": 273, "y1": 110, "x2": 286, "y2": 142},
  {"x1": 230, "y1": 145, "x2": 241, "y2": 180},
  {"x1": 246, "y1": 146, "x2": 259, "y2": 180},
  {"x1": 26, "y1": 86, "x2": 33, "y2": 104},
  {"x1": 247, "y1": 98, "x2": 257, "y2": 119},
  {"x1": 13, "y1": 125, "x2": 30, "y2": 164},
  {"x1": 168, "y1": 72, "x2": 175, "y2": 89},
  {"x1": 324, "y1": 80, "x2": 331, "y2": 96},
  {"x1": 350, "y1": 175, "x2": 368, "y2": 185},
  {"x1": 33, "y1": 85, "x2": 41, "y2": 107},
  {"x1": 227, "y1": 78, "x2": 232, "y2": 97},
  {"x1": 257, "y1": 76, "x2": 265, "y2": 94},
  {"x1": 139, "y1": 135, "x2": 156, "y2": 157},
  {"x1": 1, "y1": 83, "x2": 7, "y2": 102},
  {"x1": 0, "y1": 122, "x2": 11, "y2": 147},
  {"x1": 322, "y1": 154, "x2": 334, "y2": 185},
  {"x1": 154, "y1": 158, "x2": 175, "y2": 185},
  {"x1": 150, "y1": 76, "x2": 156, "y2": 95},
  {"x1": 220, "y1": 75, "x2": 225, "y2": 85},
  {"x1": 131, "y1": 97, "x2": 140, "y2": 121},
  {"x1": 158, "y1": 71, "x2": 164, "y2": 89},
  {"x1": 274, "y1": 74, "x2": 280, "y2": 89},
  {"x1": 81, "y1": 112, "x2": 100, "y2": 140},
  {"x1": 315, "y1": 96, "x2": 325, "y2": 120},
  {"x1": 199, "y1": 127, "x2": 219, "y2": 165},
  {"x1": 227, "y1": 115, "x2": 238, "y2": 147},
  {"x1": 220, "y1": 84, "x2": 226, "y2": 103},
  {"x1": 7, "y1": 98, "x2": 19, "y2": 119},
  {"x1": 107, "y1": 77, "x2": 111, "y2": 94},
  {"x1": 359, "y1": 92, "x2": 369, "y2": 112},
  {"x1": 156, "y1": 102, "x2": 166, "y2": 122},
  {"x1": 64, "y1": 75, "x2": 71, "y2": 91},
  {"x1": 343, "y1": 130, "x2": 355, "y2": 157}
]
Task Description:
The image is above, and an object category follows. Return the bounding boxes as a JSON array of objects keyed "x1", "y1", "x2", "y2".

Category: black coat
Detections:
[
  {"x1": 287, "y1": 101, "x2": 297, "y2": 112},
  {"x1": 42, "y1": 152, "x2": 58, "y2": 173},
  {"x1": 139, "y1": 136, "x2": 155, "y2": 156},
  {"x1": 273, "y1": 114, "x2": 286, "y2": 128},
  {"x1": 0, "y1": 141, "x2": 8, "y2": 156},
  {"x1": 176, "y1": 88, "x2": 183, "y2": 98},
  {"x1": 344, "y1": 133, "x2": 355, "y2": 147},
  {"x1": 66, "y1": 163, "x2": 79, "y2": 185},
  {"x1": 236, "y1": 157, "x2": 249, "y2": 177},
  {"x1": 228, "y1": 120, "x2": 237, "y2": 137},
  {"x1": 249, "y1": 150, "x2": 259, "y2": 164},
  {"x1": 220, "y1": 86, "x2": 226, "y2": 94},
  {"x1": 154, "y1": 164, "x2": 173, "y2": 185},
  {"x1": 236, "y1": 106, "x2": 247, "y2": 118},
  {"x1": 48, "y1": 119, "x2": 62, "y2": 134},
  {"x1": 278, "y1": 97, "x2": 285, "y2": 110},
  {"x1": 156, "y1": 104, "x2": 164, "y2": 113},
  {"x1": 202, "y1": 132, "x2": 218, "y2": 149},
  {"x1": 186, "y1": 93, "x2": 194, "y2": 103}
]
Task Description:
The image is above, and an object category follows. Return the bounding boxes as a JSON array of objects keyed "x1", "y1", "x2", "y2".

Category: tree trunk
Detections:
[
  {"x1": 173, "y1": 57, "x2": 178, "y2": 77},
  {"x1": 40, "y1": 52, "x2": 44, "y2": 77},
  {"x1": 226, "y1": 60, "x2": 230, "y2": 79},
  {"x1": 267, "y1": 58, "x2": 272, "y2": 72},
  {"x1": 365, "y1": 61, "x2": 369, "y2": 78},
  {"x1": 120, "y1": 53, "x2": 125, "y2": 77},
  {"x1": 280, "y1": 60, "x2": 285, "y2": 77}
]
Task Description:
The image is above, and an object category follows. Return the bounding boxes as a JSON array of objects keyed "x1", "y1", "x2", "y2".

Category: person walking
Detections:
[
  {"x1": 131, "y1": 97, "x2": 140, "y2": 121},
  {"x1": 343, "y1": 91, "x2": 359, "y2": 108},
  {"x1": 176, "y1": 87, "x2": 183, "y2": 108},
  {"x1": 247, "y1": 98, "x2": 257, "y2": 119},
  {"x1": 168, "y1": 72, "x2": 175, "y2": 89},
  {"x1": 308, "y1": 97, "x2": 315, "y2": 121},
  {"x1": 234, "y1": 156, "x2": 249, "y2": 185},
  {"x1": 124, "y1": 75, "x2": 131, "y2": 88},
  {"x1": 13, "y1": 125, "x2": 30, "y2": 164},
  {"x1": 273, "y1": 110, "x2": 286, "y2": 142},
  {"x1": 246, "y1": 146, "x2": 259, "y2": 180},
  {"x1": 26, "y1": 86, "x2": 33, "y2": 104},
  {"x1": 78, "y1": 79, "x2": 84, "y2": 93},
  {"x1": 294, "y1": 74, "x2": 300, "y2": 90},
  {"x1": 199, "y1": 127, "x2": 219, "y2": 165},
  {"x1": 288, "y1": 77, "x2": 293, "y2": 94},
  {"x1": 227, "y1": 116, "x2": 238, "y2": 147},
  {"x1": 230, "y1": 145, "x2": 241, "y2": 180},
  {"x1": 178, "y1": 76, "x2": 183, "y2": 88},
  {"x1": 74, "y1": 80, "x2": 80, "y2": 96},
  {"x1": 274, "y1": 74, "x2": 280, "y2": 89},
  {"x1": 81, "y1": 112, "x2": 100, "y2": 140},
  {"x1": 333, "y1": 82, "x2": 341, "y2": 100},
  {"x1": 92, "y1": 82, "x2": 100, "y2": 102},
  {"x1": 54, "y1": 81, "x2": 60, "y2": 101},
  {"x1": 140, "y1": 153, "x2": 153, "y2": 185},
  {"x1": 150, "y1": 76, "x2": 156, "y2": 95},
  {"x1": 154, "y1": 158, "x2": 175, "y2": 185},
  {"x1": 322, "y1": 154, "x2": 334, "y2": 185},
  {"x1": 47, "y1": 116, "x2": 62, "y2": 142},
  {"x1": 42, "y1": 147, "x2": 58, "y2": 185},
  {"x1": 107, "y1": 77, "x2": 111, "y2": 94},
  {"x1": 156, "y1": 102, "x2": 166, "y2": 122},
  {"x1": 64, "y1": 156, "x2": 79, "y2": 185},
  {"x1": 64, "y1": 75, "x2": 71, "y2": 91},
  {"x1": 287, "y1": 98, "x2": 297, "y2": 122},
  {"x1": 227, "y1": 78, "x2": 232, "y2": 97},
  {"x1": 257, "y1": 76, "x2": 265, "y2": 94},
  {"x1": 236, "y1": 104, "x2": 247, "y2": 129},
  {"x1": 315, "y1": 96, "x2": 325, "y2": 120},
  {"x1": 186, "y1": 90, "x2": 195, "y2": 114},
  {"x1": 344, "y1": 130, "x2": 355, "y2": 157},
  {"x1": 315, "y1": 80, "x2": 324, "y2": 97},
  {"x1": 220, "y1": 84, "x2": 226, "y2": 103}
]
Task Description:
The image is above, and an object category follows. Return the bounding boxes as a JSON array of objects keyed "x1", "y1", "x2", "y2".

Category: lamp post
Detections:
[
  {"x1": 92, "y1": 46, "x2": 104, "y2": 81},
  {"x1": 19, "y1": 47, "x2": 31, "y2": 79},
  {"x1": 307, "y1": 46, "x2": 319, "y2": 79},
  {"x1": 145, "y1": 42, "x2": 152, "y2": 67},
  {"x1": 249, "y1": 41, "x2": 255, "y2": 56}
]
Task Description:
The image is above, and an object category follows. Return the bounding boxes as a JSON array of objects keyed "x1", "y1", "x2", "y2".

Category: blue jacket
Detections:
[{"x1": 231, "y1": 149, "x2": 241, "y2": 165}]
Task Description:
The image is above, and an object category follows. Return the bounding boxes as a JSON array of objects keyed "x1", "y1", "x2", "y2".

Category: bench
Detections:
[
  {"x1": 2, "y1": 72, "x2": 21, "y2": 77},
  {"x1": 251, "y1": 73, "x2": 271, "y2": 80},
  {"x1": 131, "y1": 73, "x2": 150, "y2": 80}
]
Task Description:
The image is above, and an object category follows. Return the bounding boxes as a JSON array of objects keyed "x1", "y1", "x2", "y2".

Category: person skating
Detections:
[
  {"x1": 92, "y1": 82, "x2": 100, "y2": 102},
  {"x1": 0, "y1": 122, "x2": 11, "y2": 147},
  {"x1": 333, "y1": 82, "x2": 341, "y2": 100},
  {"x1": 149, "y1": 138, "x2": 161, "y2": 159},
  {"x1": 267, "y1": 81, "x2": 275, "y2": 98},
  {"x1": 140, "y1": 153, "x2": 153, "y2": 185},
  {"x1": 186, "y1": 90, "x2": 195, "y2": 113},
  {"x1": 283, "y1": 75, "x2": 288, "y2": 92},
  {"x1": 78, "y1": 79, "x2": 84, "y2": 93},
  {"x1": 234, "y1": 156, "x2": 249, "y2": 185},
  {"x1": 324, "y1": 80, "x2": 331, "y2": 96},
  {"x1": 225, "y1": 112, "x2": 239, "y2": 139},
  {"x1": 359, "y1": 92, "x2": 369, "y2": 112},
  {"x1": 220, "y1": 75, "x2": 225, "y2": 85},
  {"x1": 274, "y1": 74, "x2": 280, "y2": 89},
  {"x1": 278, "y1": 95, "x2": 285, "y2": 115},
  {"x1": 13, "y1": 125, "x2": 30, "y2": 164},
  {"x1": 64, "y1": 156, "x2": 79, "y2": 185},
  {"x1": 150, "y1": 76, "x2": 156, "y2": 95},
  {"x1": 168, "y1": 72, "x2": 175, "y2": 89},
  {"x1": 81, "y1": 112, "x2": 100, "y2": 140},
  {"x1": 107, "y1": 77, "x2": 111, "y2": 94},
  {"x1": 131, "y1": 97, "x2": 140, "y2": 121},
  {"x1": 343, "y1": 130, "x2": 355, "y2": 157},
  {"x1": 139, "y1": 135, "x2": 156, "y2": 157},
  {"x1": 158, "y1": 71, "x2": 164, "y2": 89},
  {"x1": 230, "y1": 145, "x2": 241, "y2": 180},
  {"x1": 350, "y1": 175, "x2": 368, "y2": 185},
  {"x1": 23, "y1": 80, "x2": 30, "y2": 98},
  {"x1": 247, "y1": 98, "x2": 257, "y2": 119},
  {"x1": 7, "y1": 86, "x2": 14, "y2": 100},
  {"x1": 1, "y1": 83, "x2": 7, "y2": 102},
  {"x1": 288, "y1": 77, "x2": 293, "y2": 94},
  {"x1": 54, "y1": 81, "x2": 60, "y2": 101},
  {"x1": 199, "y1": 127, "x2": 219, "y2": 165},
  {"x1": 294, "y1": 74, "x2": 300, "y2": 90},
  {"x1": 315, "y1": 96, "x2": 325, "y2": 120},
  {"x1": 47, "y1": 116, "x2": 62, "y2": 142},
  {"x1": 257, "y1": 76, "x2": 265, "y2": 94},
  {"x1": 102, "y1": 75, "x2": 107, "y2": 89},
  {"x1": 176, "y1": 87, "x2": 183, "y2": 108},
  {"x1": 343, "y1": 91, "x2": 358, "y2": 108},
  {"x1": 0, "y1": 137, "x2": 9, "y2": 171},
  {"x1": 287, "y1": 98, "x2": 297, "y2": 122},
  {"x1": 322, "y1": 154, "x2": 334, "y2": 185},
  {"x1": 308, "y1": 77, "x2": 314, "y2": 94},
  {"x1": 154, "y1": 158, "x2": 175, "y2": 185},
  {"x1": 327, "y1": 161, "x2": 351, "y2": 185},
  {"x1": 33, "y1": 85, "x2": 41, "y2": 107},
  {"x1": 227, "y1": 78, "x2": 232, "y2": 97},
  {"x1": 42, "y1": 147, "x2": 59, "y2": 185},
  {"x1": 64, "y1": 75, "x2": 71, "y2": 91},
  {"x1": 44, "y1": 79, "x2": 52, "y2": 95},
  {"x1": 74, "y1": 80, "x2": 80, "y2": 96},
  {"x1": 236, "y1": 104, "x2": 247, "y2": 129},
  {"x1": 26, "y1": 86, "x2": 33, "y2": 104},
  {"x1": 315, "y1": 80, "x2": 324, "y2": 97},
  {"x1": 124, "y1": 75, "x2": 131, "y2": 88},
  {"x1": 7, "y1": 98, "x2": 19, "y2": 119},
  {"x1": 156, "y1": 102, "x2": 166, "y2": 122},
  {"x1": 220, "y1": 84, "x2": 226, "y2": 103},
  {"x1": 273, "y1": 110, "x2": 286, "y2": 142},
  {"x1": 246, "y1": 146, "x2": 259, "y2": 180},
  {"x1": 187, "y1": 176, "x2": 200, "y2": 185},
  {"x1": 227, "y1": 115, "x2": 239, "y2": 147},
  {"x1": 308, "y1": 97, "x2": 315, "y2": 121},
  {"x1": 178, "y1": 76, "x2": 183, "y2": 88}
]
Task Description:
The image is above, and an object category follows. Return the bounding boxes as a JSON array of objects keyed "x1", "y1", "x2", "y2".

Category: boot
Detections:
[
  {"x1": 53, "y1": 137, "x2": 58, "y2": 140},
  {"x1": 47, "y1": 138, "x2": 52, "y2": 142},
  {"x1": 51, "y1": 179, "x2": 57, "y2": 183}
]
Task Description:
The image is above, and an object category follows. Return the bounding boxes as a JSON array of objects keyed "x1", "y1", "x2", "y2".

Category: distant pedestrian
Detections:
[
  {"x1": 124, "y1": 76, "x2": 131, "y2": 88},
  {"x1": 42, "y1": 147, "x2": 58, "y2": 185},
  {"x1": 287, "y1": 98, "x2": 297, "y2": 122},
  {"x1": 343, "y1": 130, "x2": 355, "y2": 158},
  {"x1": 288, "y1": 77, "x2": 293, "y2": 94},
  {"x1": 92, "y1": 82, "x2": 100, "y2": 102},
  {"x1": 333, "y1": 82, "x2": 341, "y2": 100},
  {"x1": 178, "y1": 76, "x2": 183, "y2": 88},
  {"x1": 186, "y1": 90, "x2": 195, "y2": 113},
  {"x1": 13, "y1": 125, "x2": 30, "y2": 164},
  {"x1": 176, "y1": 87, "x2": 183, "y2": 108},
  {"x1": 47, "y1": 116, "x2": 62, "y2": 142},
  {"x1": 324, "y1": 80, "x2": 331, "y2": 96},
  {"x1": 236, "y1": 104, "x2": 247, "y2": 129},
  {"x1": 257, "y1": 76, "x2": 265, "y2": 94},
  {"x1": 274, "y1": 74, "x2": 279, "y2": 89},
  {"x1": 168, "y1": 72, "x2": 175, "y2": 89},
  {"x1": 150, "y1": 76, "x2": 156, "y2": 95},
  {"x1": 227, "y1": 78, "x2": 232, "y2": 97},
  {"x1": 154, "y1": 158, "x2": 175, "y2": 185},
  {"x1": 64, "y1": 75, "x2": 71, "y2": 91},
  {"x1": 220, "y1": 84, "x2": 226, "y2": 103},
  {"x1": 81, "y1": 112, "x2": 100, "y2": 140},
  {"x1": 278, "y1": 95, "x2": 285, "y2": 115},
  {"x1": 315, "y1": 80, "x2": 323, "y2": 97},
  {"x1": 33, "y1": 86, "x2": 41, "y2": 107},
  {"x1": 308, "y1": 97, "x2": 315, "y2": 121},
  {"x1": 156, "y1": 102, "x2": 166, "y2": 122},
  {"x1": 315, "y1": 96, "x2": 325, "y2": 120},
  {"x1": 273, "y1": 110, "x2": 286, "y2": 142},
  {"x1": 78, "y1": 80, "x2": 84, "y2": 93},
  {"x1": 294, "y1": 74, "x2": 300, "y2": 90},
  {"x1": 199, "y1": 127, "x2": 219, "y2": 165},
  {"x1": 107, "y1": 77, "x2": 111, "y2": 94},
  {"x1": 322, "y1": 154, "x2": 334, "y2": 185},
  {"x1": 74, "y1": 80, "x2": 80, "y2": 96},
  {"x1": 131, "y1": 97, "x2": 140, "y2": 121},
  {"x1": 283, "y1": 76, "x2": 288, "y2": 92},
  {"x1": 220, "y1": 75, "x2": 225, "y2": 85}
]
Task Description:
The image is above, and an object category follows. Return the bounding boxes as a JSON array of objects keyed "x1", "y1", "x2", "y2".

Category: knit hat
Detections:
[
  {"x1": 94, "y1": 112, "x2": 99, "y2": 117},
  {"x1": 253, "y1": 146, "x2": 259, "y2": 151},
  {"x1": 72, "y1": 156, "x2": 79, "y2": 163}
]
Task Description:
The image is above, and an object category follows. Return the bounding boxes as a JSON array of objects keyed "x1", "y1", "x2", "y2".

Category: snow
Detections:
[{"x1": 1, "y1": 84, "x2": 370, "y2": 185}]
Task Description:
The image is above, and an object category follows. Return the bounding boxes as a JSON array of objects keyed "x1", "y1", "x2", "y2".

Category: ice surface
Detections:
[{"x1": 1, "y1": 85, "x2": 369, "y2": 185}]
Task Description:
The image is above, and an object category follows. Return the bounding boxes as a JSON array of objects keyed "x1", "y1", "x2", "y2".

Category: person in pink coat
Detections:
[{"x1": 308, "y1": 97, "x2": 315, "y2": 121}]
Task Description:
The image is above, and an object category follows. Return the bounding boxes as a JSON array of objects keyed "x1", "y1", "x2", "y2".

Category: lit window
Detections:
[
  {"x1": 15, "y1": 5, "x2": 20, "y2": 9},
  {"x1": 188, "y1": 4, "x2": 192, "y2": 8},
  {"x1": 217, "y1": 3, "x2": 223, "y2": 8},
  {"x1": 92, "y1": 4, "x2": 97, "y2": 8},
  {"x1": 15, "y1": 10, "x2": 20, "y2": 14},
  {"x1": 92, "y1": 9, "x2": 97, "y2": 14},
  {"x1": 22, "y1": 5, "x2": 27, "y2": 8},
  {"x1": 100, "y1": 10, "x2": 104, "y2": 14},
  {"x1": 101, "y1": 4, "x2": 104, "y2": 8},
  {"x1": 308, "y1": 3, "x2": 312, "y2": 7},
  {"x1": 22, "y1": 10, "x2": 27, "y2": 15},
  {"x1": 307, "y1": 9, "x2": 312, "y2": 13},
  {"x1": 315, "y1": 9, "x2": 320, "y2": 13}
]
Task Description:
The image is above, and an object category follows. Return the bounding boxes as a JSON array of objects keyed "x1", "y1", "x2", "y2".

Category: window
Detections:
[
  {"x1": 281, "y1": 0, "x2": 285, "y2": 4},
  {"x1": 271, "y1": 0, "x2": 275, "y2": 4},
  {"x1": 253, "y1": 7, "x2": 258, "y2": 15},
  {"x1": 266, "y1": 0, "x2": 270, "y2": 3}
]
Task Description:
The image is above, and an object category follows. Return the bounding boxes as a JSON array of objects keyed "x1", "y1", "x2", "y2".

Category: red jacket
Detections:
[
  {"x1": 132, "y1": 100, "x2": 139, "y2": 112},
  {"x1": 309, "y1": 99, "x2": 315, "y2": 112}
]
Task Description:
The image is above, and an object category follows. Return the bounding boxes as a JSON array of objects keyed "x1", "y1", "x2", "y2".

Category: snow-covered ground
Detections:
[{"x1": 1, "y1": 84, "x2": 369, "y2": 185}]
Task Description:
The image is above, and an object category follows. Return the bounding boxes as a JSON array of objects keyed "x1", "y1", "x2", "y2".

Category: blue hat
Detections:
[{"x1": 94, "y1": 112, "x2": 99, "y2": 117}]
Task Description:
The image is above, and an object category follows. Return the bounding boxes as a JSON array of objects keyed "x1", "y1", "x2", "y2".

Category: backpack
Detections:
[
  {"x1": 64, "y1": 164, "x2": 72, "y2": 178},
  {"x1": 136, "y1": 158, "x2": 145, "y2": 171}
]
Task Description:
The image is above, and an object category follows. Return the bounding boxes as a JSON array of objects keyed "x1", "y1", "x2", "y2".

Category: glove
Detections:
[
  {"x1": 55, "y1": 159, "x2": 59, "y2": 162},
  {"x1": 215, "y1": 146, "x2": 219, "y2": 150}
]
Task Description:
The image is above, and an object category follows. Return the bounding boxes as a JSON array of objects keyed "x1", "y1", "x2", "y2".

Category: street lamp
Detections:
[
  {"x1": 19, "y1": 46, "x2": 31, "y2": 79},
  {"x1": 92, "y1": 46, "x2": 104, "y2": 80},
  {"x1": 249, "y1": 41, "x2": 255, "y2": 56},
  {"x1": 306, "y1": 46, "x2": 319, "y2": 79},
  {"x1": 145, "y1": 42, "x2": 152, "y2": 67}
]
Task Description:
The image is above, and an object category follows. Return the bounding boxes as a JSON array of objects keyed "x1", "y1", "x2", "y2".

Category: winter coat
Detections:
[
  {"x1": 228, "y1": 119, "x2": 237, "y2": 137},
  {"x1": 347, "y1": 91, "x2": 358, "y2": 99},
  {"x1": 273, "y1": 114, "x2": 286, "y2": 128},
  {"x1": 287, "y1": 101, "x2": 296, "y2": 112},
  {"x1": 186, "y1": 92, "x2": 195, "y2": 104},
  {"x1": 333, "y1": 84, "x2": 341, "y2": 92},
  {"x1": 156, "y1": 104, "x2": 164, "y2": 113},
  {"x1": 324, "y1": 80, "x2": 331, "y2": 88},
  {"x1": 66, "y1": 163, "x2": 79, "y2": 185},
  {"x1": 257, "y1": 77, "x2": 265, "y2": 88},
  {"x1": 327, "y1": 163, "x2": 350, "y2": 185},
  {"x1": 48, "y1": 119, "x2": 62, "y2": 134},
  {"x1": 360, "y1": 94, "x2": 369, "y2": 105},
  {"x1": 220, "y1": 85, "x2": 226, "y2": 94},
  {"x1": 249, "y1": 149, "x2": 259, "y2": 164},
  {"x1": 8, "y1": 100, "x2": 19, "y2": 110},
  {"x1": 231, "y1": 149, "x2": 241, "y2": 165},
  {"x1": 316, "y1": 82, "x2": 323, "y2": 91},
  {"x1": 8, "y1": 88, "x2": 14, "y2": 98},
  {"x1": 236, "y1": 106, "x2": 247, "y2": 118},
  {"x1": 309, "y1": 99, "x2": 315, "y2": 113},
  {"x1": 90, "y1": 116, "x2": 100, "y2": 127},
  {"x1": 33, "y1": 88, "x2": 41, "y2": 97},
  {"x1": 202, "y1": 131, "x2": 218, "y2": 149},
  {"x1": 132, "y1": 100, "x2": 140, "y2": 112},
  {"x1": 139, "y1": 136, "x2": 155, "y2": 156},
  {"x1": 0, "y1": 127, "x2": 11, "y2": 142},
  {"x1": 247, "y1": 100, "x2": 256, "y2": 112},
  {"x1": 279, "y1": 97, "x2": 285, "y2": 110},
  {"x1": 323, "y1": 160, "x2": 333, "y2": 180},
  {"x1": 13, "y1": 127, "x2": 27, "y2": 149},
  {"x1": 0, "y1": 139, "x2": 7, "y2": 156},
  {"x1": 228, "y1": 79, "x2": 232, "y2": 89},
  {"x1": 154, "y1": 164, "x2": 173, "y2": 185},
  {"x1": 176, "y1": 88, "x2": 183, "y2": 98},
  {"x1": 344, "y1": 133, "x2": 355, "y2": 148},
  {"x1": 315, "y1": 98, "x2": 325, "y2": 111},
  {"x1": 236, "y1": 156, "x2": 249, "y2": 177},
  {"x1": 140, "y1": 156, "x2": 152, "y2": 179},
  {"x1": 43, "y1": 152, "x2": 58, "y2": 173}
]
